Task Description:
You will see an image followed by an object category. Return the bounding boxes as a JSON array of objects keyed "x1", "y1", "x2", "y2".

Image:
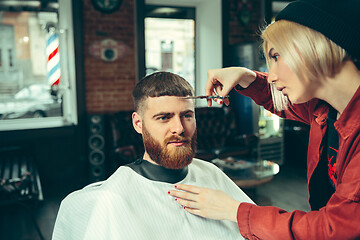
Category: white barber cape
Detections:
[{"x1": 52, "y1": 159, "x2": 254, "y2": 240}]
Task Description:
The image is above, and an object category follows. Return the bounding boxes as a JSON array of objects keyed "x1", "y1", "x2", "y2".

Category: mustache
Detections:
[{"x1": 164, "y1": 135, "x2": 192, "y2": 144}]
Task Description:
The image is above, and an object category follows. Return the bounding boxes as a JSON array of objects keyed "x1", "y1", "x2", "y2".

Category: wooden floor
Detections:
[{"x1": 0, "y1": 163, "x2": 310, "y2": 240}]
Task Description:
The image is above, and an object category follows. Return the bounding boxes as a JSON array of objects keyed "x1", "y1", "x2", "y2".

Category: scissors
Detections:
[{"x1": 179, "y1": 95, "x2": 230, "y2": 100}]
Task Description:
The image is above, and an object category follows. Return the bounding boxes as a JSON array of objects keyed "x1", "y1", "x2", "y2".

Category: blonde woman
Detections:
[{"x1": 169, "y1": 0, "x2": 360, "y2": 239}]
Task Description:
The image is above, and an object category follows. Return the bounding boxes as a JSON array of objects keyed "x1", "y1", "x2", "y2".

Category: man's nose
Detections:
[{"x1": 171, "y1": 117, "x2": 185, "y2": 135}]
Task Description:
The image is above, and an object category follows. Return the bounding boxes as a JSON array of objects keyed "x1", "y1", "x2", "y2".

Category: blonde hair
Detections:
[{"x1": 261, "y1": 20, "x2": 349, "y2": 111}]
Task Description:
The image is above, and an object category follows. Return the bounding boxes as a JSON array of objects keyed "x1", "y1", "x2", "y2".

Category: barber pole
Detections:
[{"x1": 46, "y1": 32, "x2": 60, "y2": 86}]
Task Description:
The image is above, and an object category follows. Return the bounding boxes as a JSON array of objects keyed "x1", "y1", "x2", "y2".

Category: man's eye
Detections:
[
  {"x1": 184, "y1": 114, "x2": 193, "y2": 119},
  {"x1": 157, "y1": 116, "x2": 168, "y2": 121}
]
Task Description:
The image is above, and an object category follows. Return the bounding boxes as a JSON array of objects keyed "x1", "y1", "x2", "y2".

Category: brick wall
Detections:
[{"x1": 83, "y1": 0, "x2": 137, "y2": 113}]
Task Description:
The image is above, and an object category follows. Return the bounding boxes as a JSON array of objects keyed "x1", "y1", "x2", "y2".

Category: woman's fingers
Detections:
[
  {"x1": 215, "y1": 84, "x2": 223, "y2": 96},
  {"x1": 206, "y1": 69, "x2": 235, "y2": 106},
  {"x1": 168, "y1": 188, "x2": 202, "y2": 212},
  {"x1": 168, "y1": 184, "x2": 203, "y2": 208},
  {"x1": 206, "y1": 70, "x2": 223, "y2": 107},
  {"x1": 205, "y1": 70, "x2": 218, "y2": 95},
  {"x1": 183, "y1": 208, "x2": 204, "y2": 218},
  {"x1": 174, "y1": 184, "x2": 202, "y2": 194},
  {"x1": 169, "y1": 184, "x2": 241, "y2": 221},
  {"x1": 169, "y1": 189, "x2": 197, "y2": 201},
  {"x1": 223, "y1": 98, "x2": 230, "y2": 106},
  {"x1": 175, "y1": 197, "x2": 199, "y2": 209}
]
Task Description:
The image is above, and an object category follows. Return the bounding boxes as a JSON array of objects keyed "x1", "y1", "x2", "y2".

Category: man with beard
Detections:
[{"x1": 52, "y1": 72, "x2": 253, "y2": 240}]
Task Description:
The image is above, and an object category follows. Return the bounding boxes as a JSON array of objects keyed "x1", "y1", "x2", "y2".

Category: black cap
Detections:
[{"x1": 276, "y1": 0, "x2": 360, "y2": 61}]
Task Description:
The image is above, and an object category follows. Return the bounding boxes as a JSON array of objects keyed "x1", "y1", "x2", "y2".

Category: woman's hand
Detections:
[
  {"x1": 206, "y1": 67, "x2": 257, "y2": 107},
  {"x1": 168, "y1": 184, "x2": 240, "y2": 222}
]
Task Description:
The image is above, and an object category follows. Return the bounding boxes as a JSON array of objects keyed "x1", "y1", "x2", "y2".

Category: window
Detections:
[
  {"x1": 145, "y1": 6, "x2": 195, "y2": 89},
  {"x1": 0, "y1": 0, "x2": 77, "y2": 131},
  {"x1": 144, "y1": 0, "x2": 222, "y2": 107}
]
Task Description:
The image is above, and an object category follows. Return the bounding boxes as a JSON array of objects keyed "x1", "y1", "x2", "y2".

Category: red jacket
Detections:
[{"x1": 236, "y1": 72, "x2": 360, "y2": 240}]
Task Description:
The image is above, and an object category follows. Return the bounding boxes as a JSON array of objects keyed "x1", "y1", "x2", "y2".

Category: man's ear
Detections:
[{"x1": 132, "y1": 112, "x2": 143, "y2": 134}]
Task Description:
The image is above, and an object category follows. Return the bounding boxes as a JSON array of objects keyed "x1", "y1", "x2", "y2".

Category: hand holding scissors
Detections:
[{"x1": 205, "y1": 67, "x2": 257, "y2": 107}]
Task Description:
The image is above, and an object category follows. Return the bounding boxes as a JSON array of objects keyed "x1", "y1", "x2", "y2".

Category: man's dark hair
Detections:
[{"x1": 132, "y1": 71, "x2": 194, "y2": 113}]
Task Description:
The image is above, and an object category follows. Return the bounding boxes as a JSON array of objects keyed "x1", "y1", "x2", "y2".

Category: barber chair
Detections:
[
  {"x1": 108, "y1": 111, "x2": 144, "y2": 172},
  {"x1": 195, "y1": 106, "x2": 259, "y2": 161}
]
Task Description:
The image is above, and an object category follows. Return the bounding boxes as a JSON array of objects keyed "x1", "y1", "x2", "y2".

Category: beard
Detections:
[{"x1": 142, "y1": 126, "x2": 197, "y2": 169}]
